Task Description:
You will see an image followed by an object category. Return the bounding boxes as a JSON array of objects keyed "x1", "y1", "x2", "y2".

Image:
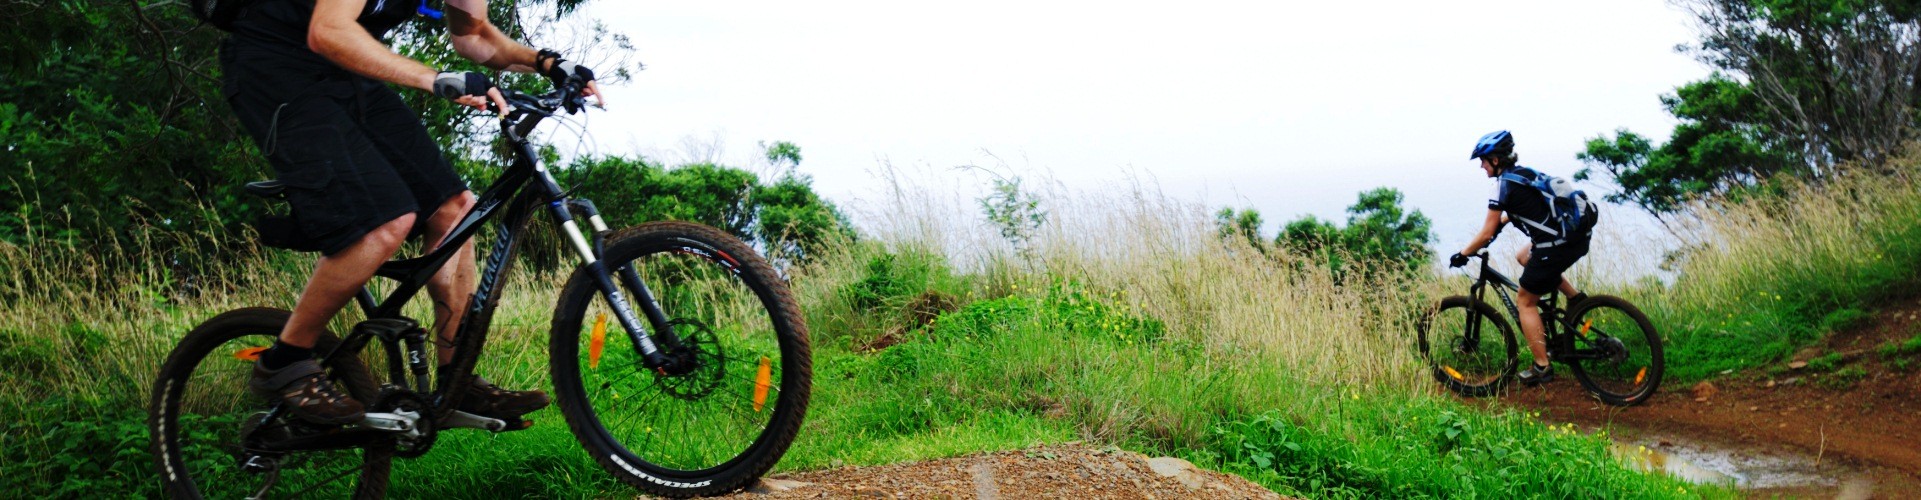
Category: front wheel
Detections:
[
  {"x1": 1564, "y1": 295, "x2": 1663, "y2": 406},
  {"x1": 1417, "y1": 296, "x2": 1518, "y2": 398},
  {"x1": 551, "y1": 221, "x2": 812, "y2": 497}
]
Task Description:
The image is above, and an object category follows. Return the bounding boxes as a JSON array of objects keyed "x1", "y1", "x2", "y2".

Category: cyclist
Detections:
[
  {"x1": 225, "y1": 0, "x2": 602, "y2": 425},
  {"x1": 1449, "y1": 130, "x2": 1592, "y2": 386}
]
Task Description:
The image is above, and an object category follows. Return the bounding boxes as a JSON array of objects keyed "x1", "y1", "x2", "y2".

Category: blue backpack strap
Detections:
[{"x1": 417, "y1": 0, "x2": 444, "y2": 20}]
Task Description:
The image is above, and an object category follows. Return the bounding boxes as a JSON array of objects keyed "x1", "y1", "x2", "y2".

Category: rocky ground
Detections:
[{"x1": 716, "y1": 444, "x2": 1283, "y2": 499}]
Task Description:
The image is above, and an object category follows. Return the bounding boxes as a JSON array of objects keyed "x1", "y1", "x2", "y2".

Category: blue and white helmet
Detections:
[{"x1": 1470, "y1": 130, "x2": 1514, "y2": 160}]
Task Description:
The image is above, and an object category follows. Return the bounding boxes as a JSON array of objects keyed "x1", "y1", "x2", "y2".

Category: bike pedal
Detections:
[{"x1": 499, "y1": 417, "x2": 535, "y2": 432}]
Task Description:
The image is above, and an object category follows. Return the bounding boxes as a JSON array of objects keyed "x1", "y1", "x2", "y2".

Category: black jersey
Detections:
[{"x1": 229, "y1": 0, "x2": 425, "y2": 67}]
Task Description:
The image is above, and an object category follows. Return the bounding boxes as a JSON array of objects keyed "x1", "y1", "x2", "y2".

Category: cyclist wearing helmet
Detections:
[
  {"x1": 1449, "y1": 130, "x2": 1591, "y2": 386},
  {"x1": 226, "y1": 0, "x2": 603, "y2": 425}
]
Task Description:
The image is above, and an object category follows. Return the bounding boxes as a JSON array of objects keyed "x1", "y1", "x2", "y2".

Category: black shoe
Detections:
[
  {"x1": 457, "y1": 375, "x2": 551, "y2": 419},
  {"x1": 251, "y1": 359, "x2": 366, "y2": 425},
  {"x1": 1518, "y1": 363, "x2": 1556, "y2": 386}
]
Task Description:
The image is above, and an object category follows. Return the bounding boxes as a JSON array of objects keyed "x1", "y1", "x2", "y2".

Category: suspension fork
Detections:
[
  {"x1": 534, "y1": 170, "x2": 685, "y2": 371},
  {"x1": 565, "y1": 198, "x2": 685, "y2": 352}
]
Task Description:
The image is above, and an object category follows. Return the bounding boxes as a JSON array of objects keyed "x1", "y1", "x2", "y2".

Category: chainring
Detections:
[{"x1": 370, "y1": 387, "x2": 438, "y2": 459}]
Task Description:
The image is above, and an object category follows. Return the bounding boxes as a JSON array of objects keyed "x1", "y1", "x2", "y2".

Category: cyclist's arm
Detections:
[
  {"x1": 1458, "y1": 209, "x2": 1504, "y2": 256},
  {"x1": 310, "y1": 0, "x2": 438, "y2": 91},
  {"x1": 445, "y1": 0, "x2": 601, "y2": 103},
  {"x1": 445, "y1": 0, "x2": 541, "y2": 72}
]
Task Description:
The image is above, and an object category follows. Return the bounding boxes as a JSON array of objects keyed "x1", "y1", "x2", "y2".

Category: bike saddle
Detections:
[{"x1": 244, "y1": 180, "x2": 287, "y2": 198}]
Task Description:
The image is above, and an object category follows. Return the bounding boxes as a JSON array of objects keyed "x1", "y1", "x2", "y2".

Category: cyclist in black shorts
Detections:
[
  {"x1": 224, "y1": 0, "x2": 603, "y2": 425},
  {"x1": 1448, "y1": 131, "x2": 1591, "y2": 386}
]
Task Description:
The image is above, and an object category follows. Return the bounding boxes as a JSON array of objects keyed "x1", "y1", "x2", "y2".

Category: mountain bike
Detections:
[
  {"x1": 1416, "y1": 243, "x2": 1663, "y2": 406},
  {"x1": 148, "y1": 81, "x2": 812, "y2": 498}
]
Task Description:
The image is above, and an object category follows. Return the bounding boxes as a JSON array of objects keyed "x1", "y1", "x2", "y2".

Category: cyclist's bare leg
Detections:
[
  {"x1": 278, "y1": 214, "x2": 417, "y2": 348},
  {"x1": 1516, "y1": 289, "x2": 1550, "y2": 364},
  {"x1": 420, "y1": 191, "x2": 478, "y2": 364}
]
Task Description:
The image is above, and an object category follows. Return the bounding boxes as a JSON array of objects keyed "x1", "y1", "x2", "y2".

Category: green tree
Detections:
[
  {"x1": 551, "y1": 154, "x2": 850, "y2": 266},
  {"x1": 977, "y1": 174, "x2": 1047, "y2": 258},
  {"x1": 1577, "y1": 74, "x2": 1801, "y2": 220},
  {"x1": 1584, "y1": 0, "x2": 1921, "y2": 215},
  {"x1": 1213, "y1": 207, "x2": 1266, "y2": 251},
  {"x1": 1272, "y1": 188, "x2": 1434, "y2": 277}
]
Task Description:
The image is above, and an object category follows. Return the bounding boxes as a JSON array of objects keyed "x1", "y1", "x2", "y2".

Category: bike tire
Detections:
[
  {"x1": 550, "y1": 221, "x2": 812, "y2": 497},
  {"x1": 149, "y1": 307, "x2": 391, "y2": 499},
  {"x1": 1565, "y1": 295, "x2": 1663, "y2": 406},
  {"x1": 1418, "y1": 296, "x2": 1517, "y2": 398}
]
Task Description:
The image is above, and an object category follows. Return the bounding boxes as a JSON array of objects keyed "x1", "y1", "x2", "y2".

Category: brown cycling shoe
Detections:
[
  {"x1": 250, "y1": 359, "x2": 366, "y2": 425},
  {"x1": 457, "y1": 375, "x2": 550, "y2": 419}
]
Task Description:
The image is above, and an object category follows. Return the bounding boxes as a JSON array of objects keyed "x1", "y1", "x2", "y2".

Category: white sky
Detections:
[{"x1": 568, "y1": 1, "x2": 1710, "y2": 267}]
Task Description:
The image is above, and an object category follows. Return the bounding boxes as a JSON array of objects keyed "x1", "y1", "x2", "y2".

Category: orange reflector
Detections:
[
  {"x1": 588, "y1": 313, "x2": 607, "y2": 369},
  {"x1": 753, "y1": 356, "x2": 772, "y2": 412},
  {"x1": 1580, "y1": 320, "x2": 1593, "y2": 337},
  {"x1": 234, "y1": 346, "x2": 267, "y2": 362},
  {"x1": 1634, "y1": 367, "x2": 1647, "y2": 385},
  {"x1": 1442, "y1": 366, "x2": 1464, "y2": 381}
]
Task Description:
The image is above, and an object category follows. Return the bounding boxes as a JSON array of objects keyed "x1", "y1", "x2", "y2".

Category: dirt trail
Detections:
[
  {"x1": 715, "y1": 444, "x2": 1283, "y2": 499},
  {"x1": 1491, "y1": 299, "x2": 1921, "y2": 497}
]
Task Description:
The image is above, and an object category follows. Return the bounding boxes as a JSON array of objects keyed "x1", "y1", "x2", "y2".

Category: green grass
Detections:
[
  {"x1": 1588, "y1": 156, "x2": 1921, "y2": 382},
  {"x1": 0, "y1": 182, "x2": 1736, "y2": 498}
]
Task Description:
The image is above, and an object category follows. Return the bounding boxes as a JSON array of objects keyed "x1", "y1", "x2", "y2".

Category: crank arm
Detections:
[{"x1": 442, "y1": 410, "x2": 508, "y2": 432}]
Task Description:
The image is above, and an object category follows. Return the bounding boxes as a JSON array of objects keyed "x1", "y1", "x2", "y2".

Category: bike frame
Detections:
[
  {"x1": 271, "y1": 90, "x2": 686, "y2": 426},
  {"x1": 1461, "y1": 252, "x2": 1611, "y2": 363}
]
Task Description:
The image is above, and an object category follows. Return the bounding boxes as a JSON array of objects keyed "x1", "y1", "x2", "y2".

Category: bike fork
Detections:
[{"x1": 542, "y1": 182, "x2": 683, "y2": 372}]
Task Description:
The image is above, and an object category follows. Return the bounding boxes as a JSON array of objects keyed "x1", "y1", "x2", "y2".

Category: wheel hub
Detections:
[{"x1": 654, "y1": 319, "x2": 726, "y2": 401}]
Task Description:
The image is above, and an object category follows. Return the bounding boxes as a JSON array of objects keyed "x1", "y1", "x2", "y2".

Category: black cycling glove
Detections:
[
  {"x1": 433, "y1": 71, "x2": 495, "y2": 100},
  {"x1": 536, "y1": 49, "x2": 596, "y2": 86},
  {"x1": 1448, "y1": 253, "x2": 1471, "y2": 268}
]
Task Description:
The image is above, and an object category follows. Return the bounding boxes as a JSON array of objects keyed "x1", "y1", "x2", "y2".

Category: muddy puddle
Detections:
[{"x1": 1610, "y1": 433, "x2": 1872, "y2": 492}]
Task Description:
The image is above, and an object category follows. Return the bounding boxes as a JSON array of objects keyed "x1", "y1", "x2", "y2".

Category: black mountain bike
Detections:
[
  {"x1": 148, "y1": 82, "x2": 812, "y2": 498},
  {"x1": 1416, "y1": 243, "x2": 1663, "y2": 406}
]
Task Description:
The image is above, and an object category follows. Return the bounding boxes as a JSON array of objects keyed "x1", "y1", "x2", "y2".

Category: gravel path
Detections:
[{"x1": 716, "y1": 444, "x2": 1285, "y2": 499}]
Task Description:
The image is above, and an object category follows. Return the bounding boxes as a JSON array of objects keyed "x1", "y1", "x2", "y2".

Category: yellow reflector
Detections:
[
  {"x1": 753, "y1": 356, "x2": 772, "y2": 412},
  {"x1": 1634, "y1": 367, "x2": 1647, "y2": 385},
  {"x1": 1442, "y1": 366, "x2": 1464, "y2": 381},
  {"x1": 1580, "y1": 320, "x2": 1593, "y2": 337},
  {"x1": 588, "y1": 313, "x2": 607, "y2": 369},
  {"x1": 234, "y1": 346, "x2": 267, "y2": 362}
]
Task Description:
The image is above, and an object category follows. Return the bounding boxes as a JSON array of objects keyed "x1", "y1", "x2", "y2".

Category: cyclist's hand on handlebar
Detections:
[
  {"x1": 538, "y1": 50, "x2": 606, "y2": 107},
  {"x1": 434, "y1": 71, "x2": 510, "y2": 118},
  {"x1": 1449, "y1": 253, "x2": 1471, "y2": 268}
]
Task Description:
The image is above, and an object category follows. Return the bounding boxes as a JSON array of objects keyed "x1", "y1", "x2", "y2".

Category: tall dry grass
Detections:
[{"x1": 822, "y1": 165, "x2": 1439, "y2": 398}]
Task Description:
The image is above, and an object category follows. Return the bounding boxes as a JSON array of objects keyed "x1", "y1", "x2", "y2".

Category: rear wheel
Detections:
[
  {"x1": 1565, "y1": 295, "x2": 1663, "y2": 406},
  {"x1": 551, "y1": 221, "x2": 811, "y2": 497},
  {"x1": 149, "y1": 307, "x2": 390, "y2": 499},
  {"x1": 1417, "y1": 296, "x2": 1517, "y2": 397}
]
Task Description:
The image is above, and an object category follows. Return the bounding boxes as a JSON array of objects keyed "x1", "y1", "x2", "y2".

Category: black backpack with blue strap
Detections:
[
  {"x1": 189, "y1": 0, "x2": 445, "y2": 31},
  {"x1": 1502, "y1": 168, "x2": 1598, "y2": 246}
]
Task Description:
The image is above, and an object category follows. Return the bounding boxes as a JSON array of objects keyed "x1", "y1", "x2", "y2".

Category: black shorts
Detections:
[
  {"x1": 220, "y1": 40, "x2": 467, "y2": 255},
  {"x1": 1518, "y1": 239, "x2": 1589, "y2": 296}
]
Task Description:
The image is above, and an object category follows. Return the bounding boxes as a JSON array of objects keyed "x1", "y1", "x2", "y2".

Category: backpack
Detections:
[
  {"x1": 187, "y1": 0, "x2": 251, "y2": 31},
  {"x1": 1501, "y1": 168, "x2": 1598, "y2": 246}
]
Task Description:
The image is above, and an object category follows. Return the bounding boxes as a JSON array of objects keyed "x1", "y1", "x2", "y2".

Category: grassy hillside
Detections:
[
  {"x1": 0, "y1": 174, "x2": 1731, "y2": 498},
  {"x1": 1581, "y1": 155, "x2": 1921, "y2": 383}
]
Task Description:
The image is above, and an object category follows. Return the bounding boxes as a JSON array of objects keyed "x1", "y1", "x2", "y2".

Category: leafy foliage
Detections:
[
  {"x1": 978, "y1": 175, "x2": 1048, "y2": 257},
  {"x1": 551, "y1": 154, "x2": 851, "y2": 265},
  {"x1": 1577, "y1": 74, "x2": 1801, "y2": 217},
  {"x1": 1583, "y1": 0, "x2": 1921, "y2": 218},
  {"x1": 1267, "y1": 188, "x2": 1435, "y2": 276}
]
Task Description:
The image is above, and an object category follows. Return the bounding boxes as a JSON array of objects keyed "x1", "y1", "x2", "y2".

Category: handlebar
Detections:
[{"x1": 491, "y1": 80, "x2": 594, "y2": 141}]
